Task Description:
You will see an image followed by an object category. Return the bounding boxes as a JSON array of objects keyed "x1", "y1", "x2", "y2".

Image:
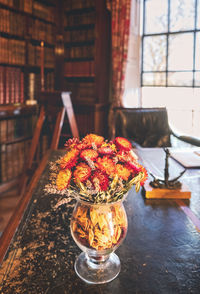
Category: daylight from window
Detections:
[{"x1": 141, "y1": 0, "x2": 200, "y2": 137}]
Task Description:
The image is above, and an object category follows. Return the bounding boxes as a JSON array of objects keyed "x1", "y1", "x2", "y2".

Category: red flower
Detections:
[
  {"x1": 126, "y1": 162, "x2": 141, "y2": 174},
  {"x1": 91, "y1": 170, "x2": 109, "y2": 191},
  {"x1": 64, "y1": 138, "x2": 79, "y2": 149},
  {"x1": 115, "y1": 137, "x2": 132, "y2": 151},
  {"x1": 74, "y1": 163, "x2": 91, "y2": 183},
  {"x1": 56, "y1": 169, "x2": 72, "y2": 190}
]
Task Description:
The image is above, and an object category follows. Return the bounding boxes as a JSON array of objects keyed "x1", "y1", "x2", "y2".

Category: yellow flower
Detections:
[
  {"x1": 96, "y1": 156, "x2": 115, "y2": 177},
  {"x1": 56, "y1": 169, "x2": 72, "y2": 190},
  {"x1": 115, "y1": 164, "x2": 131, "y2": 181},
  {"x1": 74, "y1": 163, "x2": 91, "y2": 183},
  {"x1": 83, "y1": 133, "x2": 104, "y2": 147}
]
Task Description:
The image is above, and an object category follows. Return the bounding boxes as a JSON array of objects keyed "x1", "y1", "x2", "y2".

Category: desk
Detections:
[{"x1": 0, "y1": 148, "x2": 200, "y2": 293}]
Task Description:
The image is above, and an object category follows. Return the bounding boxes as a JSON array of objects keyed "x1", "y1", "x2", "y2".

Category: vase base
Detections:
[{"x1": 74, "y1": 252, "x2": 121, "y2": 284}]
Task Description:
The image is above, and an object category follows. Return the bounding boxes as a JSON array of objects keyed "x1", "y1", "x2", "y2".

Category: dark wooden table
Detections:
[{"x1": 0, "y1": 148, "x2": 200, "y2": 294}]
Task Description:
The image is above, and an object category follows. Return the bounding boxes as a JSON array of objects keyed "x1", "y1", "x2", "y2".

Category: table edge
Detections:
[{"x1": 0, "y1": 150, "x2": 51, "y2": 264}]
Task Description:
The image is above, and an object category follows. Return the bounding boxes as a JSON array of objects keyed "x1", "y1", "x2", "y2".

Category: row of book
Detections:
[
  {"x1": 0, "y1": 0, "x2": 33, "y2": 13},
  {"x1": 66, "y1": 81, "x2": 95, "y2": 102},
  {"x1": 0, "y1": 0, "x2": 56, "y2": 17},
  {"x1": 29, "y1": 18, "x2": 55, "y2": 45},
  {"x1": 64, "y1": 11, "x2": 95, "y2": 28},
  {"x1": 64, "y1": 27, "x2": 95, "y2": 43},
  {"x1": 0, "y1": 111, "x2": 36, "y2": 182},
  {"x1": 0, "y1": 6, "x2": 55, "y2": 43},
  {"x1": 0, "y1": 7, "x2": 26, "y2": 37},
  {"x1": 0, "y1": 66, "x2": 24, "y2": 104},
  {"x1": 0, "y1": 115, "x2": 34, "y2": 143},
  {"x1": 28, "y1": 43, "x2": 55, "y2": 68},
  {"x1": 33, "y1": 1, "x2": 54, "y2": 23},
  {"x1": 64, "y1": 0, "x2": 94, "y2": 11},
  {"x1": 65, "y1": 45, "x2": 94, "y2": 60},
  {"x1": 0, "y1": 140, "x2": 30, "y2": 183},
  {"x1": 0, "y1": 119, "x2": 49, "y2": 184},
  {"x1": 64, "y1": 61, "x2": 95, "y2": 77},
  {"x1": 0, "y1": 36, "x2": 26, "y2": 65},
  {"x1": 28, "y1": 71, "x2": 54, "y2": 101}
]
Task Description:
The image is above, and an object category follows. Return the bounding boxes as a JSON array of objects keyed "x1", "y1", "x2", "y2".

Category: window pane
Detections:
[
  {"x1": 143, "y1": 35, "x2": 166, "y2": 71},
  {"x1": 143, "y1": 72, "x2": 166, "y2": 86},
  {"x1": 144, "y1": 0, "x2": 168, "y2": 34},
  {"x1": 197, "y1": 0, "x2": 200, "y2": 29},
  {"x1": 195, "y1": 72, "x2": 200, "y2": 86},
  {"x1": 168, "y1": 33, "x2": 193, "y2": 71},
  {"x1": 170, "y1": 0, "x2": 195, "y2": 32},
  {"x1": 195, "y1": 32, "x2": 200, "y2": 70},
  {"x1": 168, "y1": 72, "x2": 193, "y2": 86}
]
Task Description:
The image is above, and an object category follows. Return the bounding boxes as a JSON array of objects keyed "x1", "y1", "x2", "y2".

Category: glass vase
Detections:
[{"x1": 70, "y1": 197, "x2": 128, "y2": 284}]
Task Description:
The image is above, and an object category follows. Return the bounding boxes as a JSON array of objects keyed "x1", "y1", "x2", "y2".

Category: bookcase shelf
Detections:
[
  {"x1": 61, "y1": 0, "x2": 111, "y2": 137},
  {"x1": 64, "y1": 23, "x2": 95, "y2": 31},
  {"x1": 65, "y1": 7, "x2": 95, "y2": 15},
  {"x1": 64, "y1": 57, "x2": 94, "y2": 62},
  {"x1": 64, "y1": 76, "x2": 95, "y2": 82},
  {"x1": 64, "y1": 40, "x2": 95, "y2": 47},
  {"x1": 0, "y1": 1, "x2": 55, "y2": 23},
  {"x1": 0, "y1": 0, "x2": 56, "y2": 105},
  {"x1": 0, "y1": 0, "x2": 57, "y2": 191},
  {"x1": 0, "y1": 104, "x2": 37, "y2": 188},
  {"x1": 34, "y1": 0, "x2": 56, "y2": 7}
]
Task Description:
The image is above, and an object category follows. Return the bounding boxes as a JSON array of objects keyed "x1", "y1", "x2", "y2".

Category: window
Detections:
[{"x1": 141, "y1": 0, "x2": 200, "y2": 137}]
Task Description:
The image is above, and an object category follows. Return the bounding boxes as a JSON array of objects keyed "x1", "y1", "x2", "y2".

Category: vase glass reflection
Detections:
[{"x1": 70, "y1": 196, "x2": 128, "y2": 284}]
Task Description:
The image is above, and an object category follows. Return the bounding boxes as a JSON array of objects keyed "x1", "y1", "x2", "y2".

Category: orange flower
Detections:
[
  {"x1": 115, "y1": 137, "x2": 132, "y2": 151},
  {"x1": 74, "y1": 163, "x2": 91, "y2": 183},
  {"x1": 83, "y1": 134, "x2": 104, "y2": 147},
  {"x1": 115, "y1": 164, "x2": 131, "y2": 181},
  {"x1": 96, "y1": 156, "x2": 115, "y2": 176},
  {"x1": 101, "y1": 142, "x2": 117, "y2": 153},
  {"x1": 60, "y1": 149, "x2": 79, "y2": 169},
  {"x1": 56, "y1": 169, "x2": 72, "y2": 190},
  {"x1": 80, "y1": 149, "x2": 99, "y2": 161},
  {"x1": 76, "y1": 142, "x2": 88, "y2": 150}
]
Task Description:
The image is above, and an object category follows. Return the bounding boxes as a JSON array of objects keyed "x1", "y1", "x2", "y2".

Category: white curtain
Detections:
[{"x1": 123, "y1": 0, "x2": 141, "y2": 108}]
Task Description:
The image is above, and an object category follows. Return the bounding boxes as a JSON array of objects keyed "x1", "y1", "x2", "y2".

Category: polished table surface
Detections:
[{"x1": 0, "y1": 148, "x2": 200, "y2": 293}]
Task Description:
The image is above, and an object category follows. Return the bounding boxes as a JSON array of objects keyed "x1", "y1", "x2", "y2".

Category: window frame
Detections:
[{"x1": 141, "y1": 0, "x2": 199, "y2": 88}]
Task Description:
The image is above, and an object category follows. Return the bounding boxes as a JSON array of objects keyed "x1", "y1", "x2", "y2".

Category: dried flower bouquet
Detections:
[{"x1": 45, "y1": 134, "x2": 147, "y2": 203}]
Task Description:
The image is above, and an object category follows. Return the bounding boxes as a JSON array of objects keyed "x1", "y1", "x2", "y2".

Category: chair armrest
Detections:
[{"x1": 170, "y1": 127, "x2": 200, "y2": 147}]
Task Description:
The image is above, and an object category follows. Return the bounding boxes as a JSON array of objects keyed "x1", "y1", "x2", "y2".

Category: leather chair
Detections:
[{"x1": 112, "y1": 107, "x2": 200, "y2": 148}]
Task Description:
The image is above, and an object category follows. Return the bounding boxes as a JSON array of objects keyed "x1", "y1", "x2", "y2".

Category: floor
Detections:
[{"x1": 0, "y1": 188, "x2": 22, "y2": 236}]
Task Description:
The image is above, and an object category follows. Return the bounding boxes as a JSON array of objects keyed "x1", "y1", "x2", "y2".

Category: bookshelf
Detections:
[
  {"x1": 0, "y1": 0, "x2": 111, "y2": 192},
  {"x1": 0, "y1": 0, "x2": 56, "y2": 191},
  {"x1": 0, "y1": 104, "x2": 37, "y2": 193},
  {"x1": 0, "y1": 0, "x2": 56, "y2": 105},
  {"x1": 62, "y1": 0, "x2": 111, "y2": 137}
]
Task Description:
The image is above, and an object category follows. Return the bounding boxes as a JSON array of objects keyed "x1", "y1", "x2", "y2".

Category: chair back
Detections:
[{"x1": 113, "y1": 107, "x2": 171, "y2": 147}]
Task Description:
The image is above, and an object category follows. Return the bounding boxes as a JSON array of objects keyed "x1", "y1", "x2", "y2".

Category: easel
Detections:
[{"x1": 19, "y1": 91, "x2": 79, "y2": 196}]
